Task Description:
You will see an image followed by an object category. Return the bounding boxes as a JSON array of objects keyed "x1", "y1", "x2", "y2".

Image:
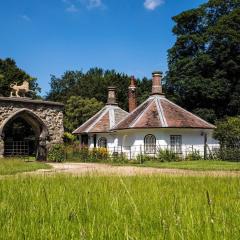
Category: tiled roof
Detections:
[
  {"x1": 113, "y1": 95, "x2": 215, "y2": 130},
  {"x1": 72, "y1": 105, "x2": 129, "y2": 134}
]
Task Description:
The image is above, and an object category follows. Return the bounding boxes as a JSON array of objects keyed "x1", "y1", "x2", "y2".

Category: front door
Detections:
[{"x1": 81, "y1": 135, "x2": 88, "y2": 146}]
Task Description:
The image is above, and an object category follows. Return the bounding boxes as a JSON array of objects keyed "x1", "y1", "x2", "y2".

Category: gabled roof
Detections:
[
  {"x1": 73, "y1": 105, "x2": 129, "y2": 134},
  {"x1": 113, "y1": 95, "x2": 215, "y2": 130}
]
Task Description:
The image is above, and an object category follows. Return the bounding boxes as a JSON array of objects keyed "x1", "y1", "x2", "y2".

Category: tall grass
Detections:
[
  {"x1": 0, "y1": 175, "x2": 239, "y2": 239},
  {"x1": 0, "y1": 159, "x2": 51, "y2": 175}
]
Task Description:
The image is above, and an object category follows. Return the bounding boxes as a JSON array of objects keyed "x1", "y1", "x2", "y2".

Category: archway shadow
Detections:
[{"x1": 0, "y1": 109, "x2": 49, "y2": 161}]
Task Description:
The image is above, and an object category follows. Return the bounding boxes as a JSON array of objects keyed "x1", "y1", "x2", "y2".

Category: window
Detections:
[
  {"x1": 170, "y1": 135, "x2": 182, "y2": 154},
  {"x1": 98, "y1": 137, "x2": 107, "y2": 148},
  {"x1": 144, "y1": 134, "x2": 156, "y2": 154}
]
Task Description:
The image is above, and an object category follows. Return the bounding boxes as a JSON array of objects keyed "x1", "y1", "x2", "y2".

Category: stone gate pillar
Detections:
[{"x1": 36, "y1": 137, "x2": 48, "y2": 161}]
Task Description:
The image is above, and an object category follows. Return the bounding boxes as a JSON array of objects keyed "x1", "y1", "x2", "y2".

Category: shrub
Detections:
[
  {"x1": 216, "y1": 148, "x2": 240, "y2": 162},
  {"x1": 136, "y1": 154, "x2": 155, "y2": 163},
  {"x1": 185, "y1": 150, "x2": 203, "y2": 161},
  {"x1": 89, "y1": 148, "x2": 109, "y2": 162},
  {"x1": 63, "y1": 132, "x2": 77, "y2": 144},
  {"x1": 214, "y1": 116, "x2": 240, "y2": 148},
  {"x1": 157, "y1": 149, "x2": 181, "y2": 162},
  {"x1": 111, "y1": 153, "x2": 129, "y2": 164},
  {"x1": 48, "y1": 144, "x2": 65, "y2": 162}
]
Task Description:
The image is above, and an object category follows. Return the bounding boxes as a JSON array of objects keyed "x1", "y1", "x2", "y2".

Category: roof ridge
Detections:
[
  {"x1": 155, "y1": 98, "x2": 168, "y2": 127},
  {"x1": 163, "y1": 98, "x2": 215, "y2": 128},
  {"x1": 109, "y1": 108, "x2": 115, "y2": 129}
]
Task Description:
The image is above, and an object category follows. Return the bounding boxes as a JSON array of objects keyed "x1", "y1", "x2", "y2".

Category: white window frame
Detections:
[
  {"x1": 144, "y1": 134, "x2": 156, "y2": 154},
  {"x1": 170, "y1": 135, "x2": 182, "y2": 154}
]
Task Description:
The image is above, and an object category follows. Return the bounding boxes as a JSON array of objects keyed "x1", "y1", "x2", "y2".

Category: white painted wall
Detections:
[{"x1": 83, "y1": 128, "x2": 219, "y2": 158}]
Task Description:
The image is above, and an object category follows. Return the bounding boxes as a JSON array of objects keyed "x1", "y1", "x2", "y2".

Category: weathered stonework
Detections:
[{"x1": 0, "y1": 97, "x2": 64, "y2": 160}]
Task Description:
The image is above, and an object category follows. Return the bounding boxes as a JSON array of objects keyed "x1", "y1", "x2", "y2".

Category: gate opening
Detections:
[{"x1": 3, "y1": 117, "x2": 36, "y2": 156}]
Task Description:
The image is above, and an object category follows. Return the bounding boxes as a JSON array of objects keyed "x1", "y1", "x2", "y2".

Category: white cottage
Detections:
[{"x1": 73, "y1": 72, "x2": 218, "y2": 158}]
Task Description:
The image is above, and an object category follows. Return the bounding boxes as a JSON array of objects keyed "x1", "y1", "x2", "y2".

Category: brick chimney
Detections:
[
  {"x1": 128, "y1": 76, "x2": 137, "y2": 112},
  {"x1": 107, "y1": 86, "x2": 118, "y2": 105},
  {"x1": 151, "y1": 71, "x2": 163, "y2": 95}
]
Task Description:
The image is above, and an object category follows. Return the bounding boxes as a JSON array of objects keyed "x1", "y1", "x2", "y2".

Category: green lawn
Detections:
[
  {"x1": 0, "y1": 158, "x2": 51, "y2": 175},
  {"x1": 0, "y1": 175, "x2": 239, "y2": 239},
  {"x1": 124, "y1": 160, "x2": 240, "y2": 171}
]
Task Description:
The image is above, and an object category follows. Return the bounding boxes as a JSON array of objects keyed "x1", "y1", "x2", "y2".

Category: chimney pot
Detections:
[
  {"x1": 151, "y1": 71, "x2": 163, "y2": 95},
  {"x1": 107, "y1": 86, "x2": 118, "y2": 105}
]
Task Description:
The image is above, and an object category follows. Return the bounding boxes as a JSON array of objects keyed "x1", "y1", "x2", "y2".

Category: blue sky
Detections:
[{"x1": 0, "y1": 0, "x2": 207, "y2": 95}]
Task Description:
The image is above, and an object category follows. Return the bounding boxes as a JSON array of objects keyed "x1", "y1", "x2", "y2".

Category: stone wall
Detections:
[{"x1": 0, "y1": 97, "x2": 64, "y2": 159}]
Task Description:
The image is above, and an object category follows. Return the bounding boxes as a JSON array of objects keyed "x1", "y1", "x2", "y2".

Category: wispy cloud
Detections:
[
  {"x1": 87, "y1": 0, "x2": 103, "y2": 9},
  {"x1": 144, "y1": 0, "x2": 164, "y2": 10},
  {"x1": 21, "y1": 14, "x2": 31, "y2": 22},
  {"x1": 63, "y1": 0, "x2": 104, "y2": 13},
  {"x1": 66, "y1": 4, "x2": 79, "y2": 12}
]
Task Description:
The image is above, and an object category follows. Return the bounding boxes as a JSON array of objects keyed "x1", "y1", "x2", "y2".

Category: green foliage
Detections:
[
  {"x1": 185, "y1": 150, "x2": 203, "y2": 161},
  {"x1": 65, "y1": 146, "x2": 109, "y2": 162},
  {"x1": 0, "y1": 58, "x2": 40, "y2": 97},
  {"x1": 216, "y1": 148, "x2": 240, "y2": 162},
  {"x1": 166, "y1": 0, "x2": 240, "y2": 122},
  {"x1": 157, "y1": 149, "x2": 181, "y2": 162},
  {"x1": 63, "y1": 132, "x2": 77, "y2": 144},
  {"x1": 214, "y1": 116, "x2": 240, "y2": 148},
  {"x1": 90, "y1": 148, "x2": 109, "y2": 162},
  {"x1": 64, "y1": 96, "x2": 104, "y2": 132},
  {"x1": 48, "y1": 144, "x2": 65, "y2": 162},
  {"x1": 136, "y1": 154, "x2": 155, "y2": 163},
  {"x1": 46, "y1": 68, "x2": 152, "y2": 111},
  {"x1": 111, "y1": 153, "x2": 129, "y2": 164}
]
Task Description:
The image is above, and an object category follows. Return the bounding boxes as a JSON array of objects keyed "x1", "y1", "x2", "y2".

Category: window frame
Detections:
[
  {"x1": 170, "y1": 135, "x2": 182, "y2": 154},
  {"x1": 98, "y1": 137, "x2": 107, "y2": 148},
  {"x1": 144, "y1": 134, "x2": 157, "y2": 154}
]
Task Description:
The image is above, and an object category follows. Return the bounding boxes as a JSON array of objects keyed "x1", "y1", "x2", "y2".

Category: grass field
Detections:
[
  {"x1": 0, "y1": 158, "x2": 51, "y2": 175},
  {"x1": 0, "y1": 175, "x2": 239, "y2": 239},
  {"x1": 136, "y1": 160, "x2": 240, "y2": 171}
]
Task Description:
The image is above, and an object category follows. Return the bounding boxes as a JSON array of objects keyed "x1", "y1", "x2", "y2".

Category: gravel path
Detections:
[{"x1": 31, "y1": 162, "x2": 240, "y2": 177}]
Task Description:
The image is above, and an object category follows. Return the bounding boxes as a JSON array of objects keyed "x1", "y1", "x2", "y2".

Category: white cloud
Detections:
[
  {"x1": 144, "y1": 0, "x2": 164, "y2": 10},
  {"x1": 66, "y1": 4, "x2": 79, "y2": 12},
  {"x1": 21, "y1": 15, "x2": 31, "y2": 21},
  {"x1": 63, "y1": 0, "x2": 104, "y2": 13},
  {"x1": 87, "y1": 0, "x2": 102, "y2": 9}
]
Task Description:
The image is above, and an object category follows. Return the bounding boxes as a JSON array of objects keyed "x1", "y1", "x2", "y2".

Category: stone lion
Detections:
[{"x1": 10, "y1": 81, "x2": 33, "y2": 98}]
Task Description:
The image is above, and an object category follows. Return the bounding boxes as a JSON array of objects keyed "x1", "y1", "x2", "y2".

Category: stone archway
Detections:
[
  {"x1": 0, "y1": 96, "x2": 64, "y2": 161},
  {"x1": 0, "y1": 109, "x2": 49, "y2": 160}
]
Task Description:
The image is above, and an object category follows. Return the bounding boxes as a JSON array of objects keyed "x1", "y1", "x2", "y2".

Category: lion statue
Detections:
[{"x1": 10, "y1": 80, "x2": 33, "y2": 98}]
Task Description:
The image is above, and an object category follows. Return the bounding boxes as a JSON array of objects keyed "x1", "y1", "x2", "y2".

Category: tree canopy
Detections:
[
  {"x1": 64, "y1": 96, "x2": 104, "y2": 132},
  {"x1": 0, "y1": 58, "x2": 40, "y2": 97},
  {"x1": 46, "y1": 68, "x2": 152, "y2": 111},
  {"x1": 165, "y1": 0, "x2": 240, "y2": 123},
  {"x1": 214, "y1": 116, "x2": 240, "y2": 148}
]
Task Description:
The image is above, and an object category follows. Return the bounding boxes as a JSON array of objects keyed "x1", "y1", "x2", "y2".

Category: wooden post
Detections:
[
  {"x1": 204, "y1": 133, "x2": 207, "y2": 160},
  {"x1": 140, "y1": 145, "x2": 142, "y2": 164}
]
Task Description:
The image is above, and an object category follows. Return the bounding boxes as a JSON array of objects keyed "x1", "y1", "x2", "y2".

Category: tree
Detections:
[
  {"x1": 214, "y1": 116, "x2": 240, "y2": 148},
  {"x1": 46, "y1": 68, "x2": 152, "y2": 111},
  {"x1": 165, "y1": 0, "x2": 240, "y2": 123},
  {"x1": 0, "y1": 58, "x2": 40, "y2": 97},
  {"x1": 64, "y1": 96, "x2": 104, "y2": 132}
]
